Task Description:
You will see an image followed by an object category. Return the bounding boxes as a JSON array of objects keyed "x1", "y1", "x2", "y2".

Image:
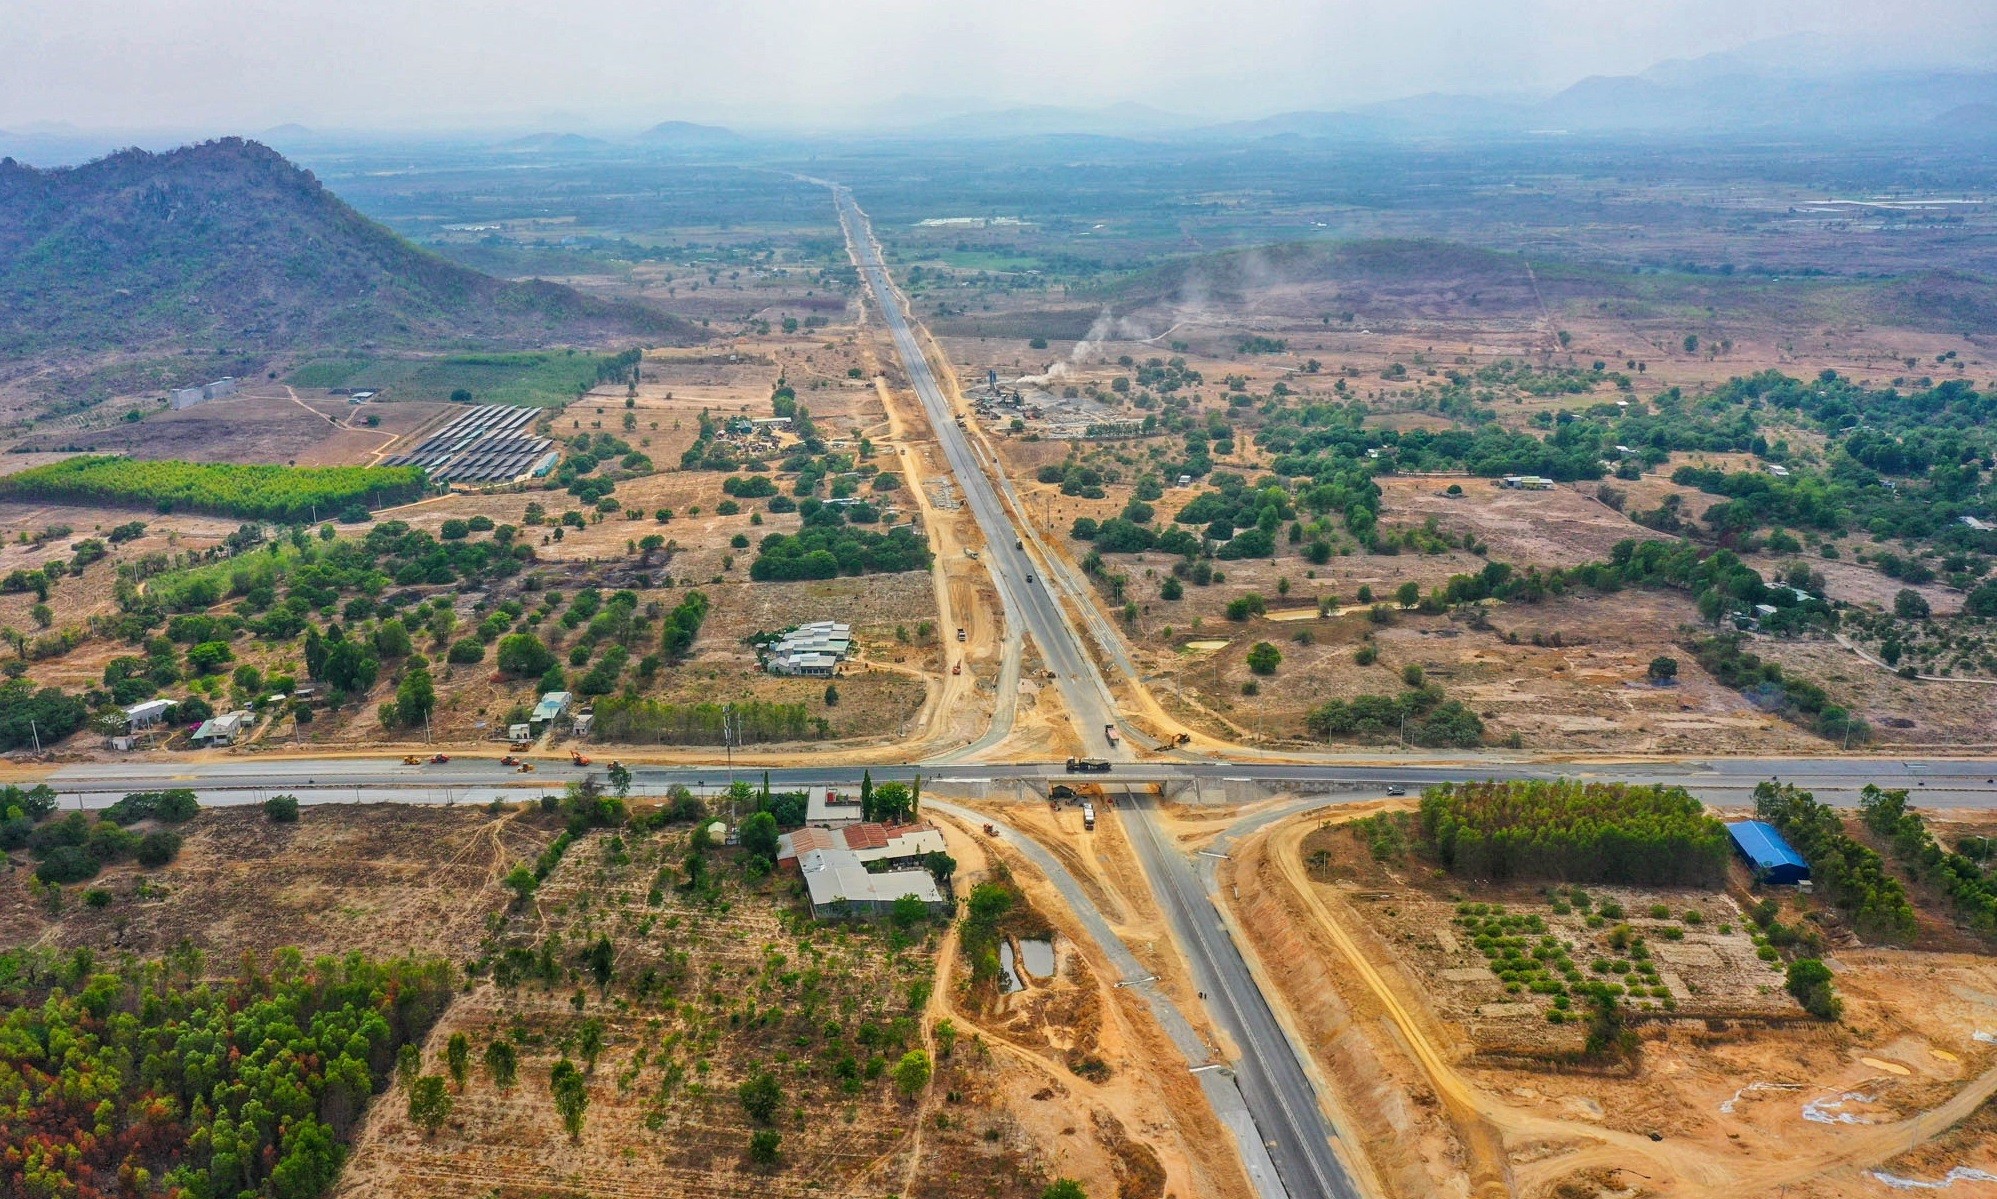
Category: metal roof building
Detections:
[{"x1": 1727, "y1": 820, "x2": 1810, "y2": 885}]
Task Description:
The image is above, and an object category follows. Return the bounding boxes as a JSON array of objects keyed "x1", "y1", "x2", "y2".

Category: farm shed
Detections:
[{"x1": 1727, "y1": 820, "x2": 1810, "y2": 885}]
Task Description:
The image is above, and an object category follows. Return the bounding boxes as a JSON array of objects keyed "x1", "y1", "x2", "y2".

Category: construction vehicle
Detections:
[
  {"x1": 951, "y1": 662, "x2": 962, "y2": 675},
  {"x1": 1065, "y1": 757, "x2": 1111, "y2": 774},
  {"x1": 402, "y1": 755, "x2": 422, "y2": 765},
  {"x1": 955, "y1": 627, "x2": 966, "y2": 642},
  {"x1": 982, "y1": 823, "x2": 997, "y2": 836},
  {"x1": 1104, "y1": 723, "x2": 1120, "y2": 746},
  {"x1": 429, "y1": 753, "x2": 450, "y2": 765},
  {"x1": 500, "y1": 755, "x2": 521, "y2": 766},
  {"x1": 571, "y1": 750, "x2": 592, "y2": 767},
  {"x1": 1173, "y1": 732, "x2": 1193, "y2": 746},
  {"x1": 509, "y1": 737, "x2": 531, "y2": 752},
  {"x1": 517, "y1": 762, "x2": 536, "y2": 773},
  {"x1": 1082, "y1": 802, "x2": 1097, "y2": 831}
]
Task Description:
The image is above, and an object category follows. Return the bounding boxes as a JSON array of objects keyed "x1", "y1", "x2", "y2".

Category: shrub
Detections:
[
  {"x1": 1246, "y1": 642, "x2": 1282, "y2": 675},
  {"x1": 102, "y1": 788, "x2": 199, "y2": 825},
  {"x1": 264, "y1": 794, "x2": 301, "y2": 823},
  {"x1": 135, "y1": 830, "x2": 182, "y2": 867},
  {"x1": 447, "y1": 637, "x2": 486, "y2": 664},
  {"x1": 35, "y1": 845, "x2": 98, "y2": 883}
]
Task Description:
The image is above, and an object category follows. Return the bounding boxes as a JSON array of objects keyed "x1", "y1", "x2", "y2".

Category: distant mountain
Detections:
[
  {"x1": 0, "y1": 138, "x2": 695, "y2": 360},
  {"x1": 636, "y1": 120, "x2": 744, "y2": 147},
  {"x1": 1196, "y1": 37, "x2": 1997, "y2": 140},
  {"x1": 498, "y1": 131, "x2": 608, "y2": 151}
]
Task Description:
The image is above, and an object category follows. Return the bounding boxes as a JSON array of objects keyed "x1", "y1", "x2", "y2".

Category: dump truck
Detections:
[
  {"x1": 1082, "y1": 802, "x2": 1097, "y2": 831},
  {"x1": 1104, "y1": 723, "x2": 1120, "y2": 746}
]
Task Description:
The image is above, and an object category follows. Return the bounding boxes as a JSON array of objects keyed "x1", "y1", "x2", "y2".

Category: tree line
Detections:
[{"x1": 1419, "y1": 780, "x2": 1730, "y2": 886}]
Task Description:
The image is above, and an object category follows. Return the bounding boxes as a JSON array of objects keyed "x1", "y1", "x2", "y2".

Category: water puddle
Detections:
[
  {"x1": 1018, "y1": 938, "x2": 1055, "y2": 980},
  {"x1": 1871, "y1": 1168, "x2": 1997, "y2": 1190},
  {"x1": 998, "y1": 943, "x2": 1024, "y2": 994}
]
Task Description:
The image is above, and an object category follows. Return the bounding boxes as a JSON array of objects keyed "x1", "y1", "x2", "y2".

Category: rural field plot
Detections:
[{"x1": 334, "y1": 818, "x2": 1087, "y2": 1199}]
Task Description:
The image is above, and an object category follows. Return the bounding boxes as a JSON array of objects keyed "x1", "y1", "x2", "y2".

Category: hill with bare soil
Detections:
[{"x1": 0, "y1": 138, "x2": 699, "y2": 361}]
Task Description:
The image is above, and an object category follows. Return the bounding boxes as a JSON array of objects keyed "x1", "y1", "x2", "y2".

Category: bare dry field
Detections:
[
  {"x1": 0, "y1": 803, "x2": 553, "y2": 961},
  {"x1": 1222, "y1": 801, "x2": 1997, "y2": 1199}
]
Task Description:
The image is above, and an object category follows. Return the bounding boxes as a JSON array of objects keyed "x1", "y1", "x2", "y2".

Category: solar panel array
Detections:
[{"x1": 385, "y1": 405, "x2": 556, "y2": 483}]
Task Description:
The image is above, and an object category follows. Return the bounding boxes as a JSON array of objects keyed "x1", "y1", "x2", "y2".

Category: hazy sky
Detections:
[{"x1": 4, "y1": 0, "x2": 1993, "y2": 132}]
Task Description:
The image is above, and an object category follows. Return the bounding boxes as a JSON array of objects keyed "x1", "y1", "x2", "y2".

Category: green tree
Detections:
[
  {"x1": 606, "y1": 760, "x2": 632, "y2": 798},
  {"x1": 485, "y1": 1038, "x2": 518, "y2": 1088},
  {"x1": 445, "y1": 1032, "x2": 470, "y2": 1088},
  {"x1": 394, "y1": 661, "x2": 436, "y2": 728},
  {"x1": 576, "y1": 1017, "x2": 605, "y2": 1071},
  {"x1": 740, "y1": 810, "x2": 780, "y2": 862},
  {"x1": 1042, "y1": 1181, "x2": 1088, "y2": 1199},
  {"x1": 1246, "y1": 642, "x2": 1282, "y2": 675},
  {"x1": 1395, "y1": 581, "x2": 1420, "y2": 608},
  {"x1": 502, "y1": 864, "x2": 538, "y2": 905},
  {"x1": 1894, "y1": 588, "x2": 1931, "y2": 620},
  {"x1": 407, "y1": 1074, "x2": 451, "y2": 1136},
  {"x1": 583, "y1": 937, "x2": 615, "y2": 997},
  {"x1": 1785, "y1": 958, "x2": 1841, "y2": 1019},
  {"x1": 1647, "y1": 656, "x2": 1678, "y2": 682},
  {"x1": 748, "y1": 1128, "x2": 781, "y2": 1166},
  {"x1": 396, "y1": 1042, "x2": 420, "y2": 1090},
  {"x1": 738, "y1": 1070, "x2": 782, "y2": 1123},
  {"x1": 894, "y1": 1049, "x2": 932, "y2": 1097},
  {"x1": 497, "y1": 633, "x2": 556, "y2": 678},
  {"x1": 550, "y1": 1059, "x2": 590, "y2": 1142},
  {"x1": 374, "y1": 618, "x2": 413, "y2": 659}
]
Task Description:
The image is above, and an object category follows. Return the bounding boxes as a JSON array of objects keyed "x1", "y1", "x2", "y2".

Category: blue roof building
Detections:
[{"x1": 1728, "y1": 820, "x2": 1810, "y2": 885}]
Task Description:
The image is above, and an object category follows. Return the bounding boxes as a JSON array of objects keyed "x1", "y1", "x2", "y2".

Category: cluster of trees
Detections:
[
  {"x1": 1419, "y1": 780, "x2": 1730, "y2": 885},
  {"x1": 857, "y1": 771, "x2": 920, "y2": 823},
  {"x1": 1754, "y1": 781, "x2": 1917, "y2": 941},
  {"x1": 591, "y1": 697, "x2": 826, "y2": 745},
  {"x1": 0, "y1": 456, "x2": 426, "y2": 521},
  {"x1": 0, "y1": 677, "x2": 87, "y2": 751},
  {"x1": 1305, "y1": 686, "x2": 1484, "y2": 748},
  {"x1": 749, "y1": 524, "x2": 931, "y2": 581},
  {"x1": 8, "y1": 786, "x2": 193, "y2": 883},
  {"x1": 1689, "y1": 635, "x2": 1867, "y2": 743},
  {"x1": 1860, "y1": 784, "x2": 1997, "y2": 936},
  {"x1": 0, "y1": 946, "x2": 454, "y2": 1199},
  {"x1": 659, "y1": 590, "x2": 708, "y2": 662}
]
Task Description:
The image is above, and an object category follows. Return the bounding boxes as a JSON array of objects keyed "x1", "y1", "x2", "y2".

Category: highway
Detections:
[
  {"x1": 834, "y1": 188, "x2": 1124, "y2": 760},
  {"x1": 43, "y1": 752, "x2": 1997, "y2": 808}
]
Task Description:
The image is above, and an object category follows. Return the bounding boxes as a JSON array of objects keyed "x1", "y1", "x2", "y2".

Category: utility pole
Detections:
[{"x1": 29, "y1": 718, "x2": 39, "y2": 755}]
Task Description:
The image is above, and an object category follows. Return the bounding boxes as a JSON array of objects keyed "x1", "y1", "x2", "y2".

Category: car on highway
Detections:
[{"x1": 1385, "y1": 785, "x2": 1406, "y2": 796}]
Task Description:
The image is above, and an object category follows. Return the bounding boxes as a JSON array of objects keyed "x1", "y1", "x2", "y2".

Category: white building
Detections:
[
  {"x1": 168, "y1": 377, "x2": 238, "y2": 411},
  {"x1": 777, "y1": 821, "x2": 949, "y2": 918},
  {"x1": 531, "y1": 691, "x2": 573, "y2": 727},
  {"x1": 765, "y1": 621, "x2": 853, "y2": 677},
  {"x1": 191, "y1": 710, "x2": 253, "y2": 746},
  {"x1": 122, "y1": 699, "x2": 173, "y2": 729}
]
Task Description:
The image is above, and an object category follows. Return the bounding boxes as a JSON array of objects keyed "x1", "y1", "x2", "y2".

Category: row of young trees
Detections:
[
  {"x1": 0, "y1": 946, "x2": 452, "y2": 1199},
  {"x1": 1754, "y1": 781, "x2": 1918, "y2": 941},
  {"x1": 1859, "y1": 784, "x2": 1997, "y2": 935},
  {"x1": 0, "y1": 456, "x2": 426, "y2": 522},
  {"x1": 1419, "y1": 780, "x2": 1731, "y2": 886},
  {"x1": 590, "y1": 697, "x2": 824, "y2": 745}
]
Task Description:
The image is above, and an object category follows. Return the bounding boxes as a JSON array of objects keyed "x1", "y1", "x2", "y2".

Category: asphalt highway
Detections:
[
  {"x1": 43, "y1": 753, "x2": 1997, "y2": 809},
  {"x1": 834, "y1": 188, "x2": 1124, "y2": 759}
]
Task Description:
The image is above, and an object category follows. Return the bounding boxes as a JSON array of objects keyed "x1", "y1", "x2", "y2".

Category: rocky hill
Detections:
[{"x1": 0, "y1": 138, "x2": 695, "y2": 360}]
